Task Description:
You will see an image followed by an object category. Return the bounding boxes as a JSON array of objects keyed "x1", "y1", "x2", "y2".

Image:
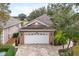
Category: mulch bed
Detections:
[{"x1": 6, "y1": 38, "x2": 15, "y2": 44}]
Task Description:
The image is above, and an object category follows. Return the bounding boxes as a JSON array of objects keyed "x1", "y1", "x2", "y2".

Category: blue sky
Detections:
[{"x1": 9, "y1": 3, "x2": 48, "y2": 16}]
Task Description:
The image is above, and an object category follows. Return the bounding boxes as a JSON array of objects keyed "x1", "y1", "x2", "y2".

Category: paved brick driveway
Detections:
[{"x1": 16, "y1": 45, "x2": 63, "y2": 56}]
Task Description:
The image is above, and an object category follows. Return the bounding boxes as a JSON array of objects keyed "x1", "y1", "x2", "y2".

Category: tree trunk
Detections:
[
  {"x1": 62, "y1": 44, "x2": 64, "y2": 49},
  {"x1": 67, "y1": 39, "x2": 71, "y2": 49}
]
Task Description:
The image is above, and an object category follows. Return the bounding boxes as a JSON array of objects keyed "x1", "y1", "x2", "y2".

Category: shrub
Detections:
[
  {"x1": 0, "y1": 44, "x2": 12, "y2": 52},
  {"x1": 12, "y1": 32, "x2": 19, "y2": 38},
  {"x1": 0, "y1": 44, "x2": 16, "y2": 56},
  {"x1": 5, "y1": 46, "x2": 16, "y2": 56},
  {"x1": 72, "y1": 32, "x2": 79, "y2": 45},
  {"x1": 72, "y1": 45, "x2": 79, "y2": 56},
  {"x1": 54, "y1": 31, "x2": 68, "y2": 45}
]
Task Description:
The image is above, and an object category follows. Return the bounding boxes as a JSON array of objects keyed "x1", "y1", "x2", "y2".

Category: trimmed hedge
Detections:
[{"x1": 5, "y1": 46, "x2": 16, "y2": 56}]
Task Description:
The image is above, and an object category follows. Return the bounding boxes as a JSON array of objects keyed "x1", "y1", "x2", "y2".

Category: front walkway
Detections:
[{"x1": 16, "y1": 45, "x2": 62, "y2": 56}]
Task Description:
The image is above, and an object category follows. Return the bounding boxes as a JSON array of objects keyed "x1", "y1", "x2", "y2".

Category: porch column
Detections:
[
  {"x1": 49, "y1": 32, "x2": 54, "y2": 45},
  {"x1": 19, "y1": 32, "x2": 24, "y2": 45}
]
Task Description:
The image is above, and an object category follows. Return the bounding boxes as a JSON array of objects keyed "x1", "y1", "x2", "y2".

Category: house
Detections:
[
  {"x1": 0, "y1": 17, "x2": 21, "y2": 44},
  {"x1": 19, "y1": 14, "x2": 55, "y2": 45}
]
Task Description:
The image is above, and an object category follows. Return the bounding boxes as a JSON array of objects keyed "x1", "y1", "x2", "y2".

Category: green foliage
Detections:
[
  {"x1": 0, "y1": 3, "x2": 11, "y2": 22},
  {"x1": 47, "y1": 3, "x2": 79, "y2": 48},
  {"x1": 0, "y1": 44, "x2": 12, "y2": 52},
  {"x1": 18, "y1": 13, "x2": 26, "y2": 21},
  {"x1": 72, "y1": 45, "x2": 79, "y2": 56},
  {"x1": 5, "y1": 46, "x2": 16, "y2": 56},
  {"x1": 27, "y1": 7, "x2": 46, "y2": 21},
  {"x1": 54, "y1": 31, "x2": 68, "y2": 45},
  {"x1": 71, "y1": 13, "x2": 79, "y2": 21},
  {"x1": 0, "y1": 44, "x2": 16, "y2": 56},
  {"x1": 12, "y1": 32, "x2": 19, "y2": 38},
  {"x1": 72, "y1": 32, "x2": 79, "y2": 40},
  {"x1": 48, "y1": 4, "x2": 73, "y2": 31}
]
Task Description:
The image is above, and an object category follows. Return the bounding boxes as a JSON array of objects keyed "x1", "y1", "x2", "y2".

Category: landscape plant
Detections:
[
  {"x1": 5, "y1": 46, "x2": 16, "y2": 56},
  {"x1": 54, "y1": 31, "x2": 68, "y2": 49},
  {"x1": 12, "y1": 32, "x2": 19, "y2": 46},
  {"x1": 0, "y1": 44, "x2": 16, "y2": 56},
  {"x1": 47, "y1": 3, "x2": 79, "y2": 49}
]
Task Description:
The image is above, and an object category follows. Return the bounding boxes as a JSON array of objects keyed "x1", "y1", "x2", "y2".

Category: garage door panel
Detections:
[{"x1": 24, "y1": 32, "x2": 49, "y2": 44}]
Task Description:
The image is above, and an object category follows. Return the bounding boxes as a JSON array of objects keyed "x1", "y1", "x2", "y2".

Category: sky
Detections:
[{"x1": 9, "y1": 3, "x2": 48, "y2": 16}]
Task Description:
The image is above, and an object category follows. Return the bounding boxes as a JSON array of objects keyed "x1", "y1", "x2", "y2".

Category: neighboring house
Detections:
[
  {"x1": 19, "y1": 14, "x2": 55, "y2": 45},
  {"x1": 0, "y1": 17, "x2": 21, "y2": 44}
]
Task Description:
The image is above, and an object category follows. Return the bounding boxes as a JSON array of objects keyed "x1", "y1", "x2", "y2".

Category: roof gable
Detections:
[
  {"x1": 22, "y1": 14, "x2": 53, "y2": 29},
  {"x1": 32, "y1": 14, "x2": 52, "y2": 26},
  {"x1": 24, "y1": 20, "x2": 49, "y2": 28},
  {"x1": 22, "y1": 21, "x2": 50, "y2": 29}
]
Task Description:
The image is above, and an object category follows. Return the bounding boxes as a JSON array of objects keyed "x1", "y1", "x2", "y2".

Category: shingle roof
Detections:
[
  {"x1": 0, "y1": 17, "x2": 21, "y2": 29},
  {"x1": 20, "y1": 14, "x2": 55, "y2": 31},
  {"x1": 35, "y1": 14, "x2": 53, "y2": 26},
  {"x1": 25, "y1": 14, "x2": 53, "y2": 27}
]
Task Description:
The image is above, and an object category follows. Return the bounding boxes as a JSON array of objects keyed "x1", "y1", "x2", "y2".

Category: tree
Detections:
[
  {"x1": 18, "y1": 13, "x2": 26, "y2": 21},
  {"x1": 0, "y1": 3, "x2": 11, "y2": 22},
  {"x1": 18, "y1": 13, "x2": 26, "y2": 26},
  {"x1": 70, "y1": 13, "x2": 79, "y2": 46},
  {"x1": 47, "y1": 3, "x2": 79, "y2": 49},
  {"x1": 27, "y1": 7, "x2": 46, "y2": 21},
  {"x1": 0, "y1": 3, "x2": 11, "y2": 44}
]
